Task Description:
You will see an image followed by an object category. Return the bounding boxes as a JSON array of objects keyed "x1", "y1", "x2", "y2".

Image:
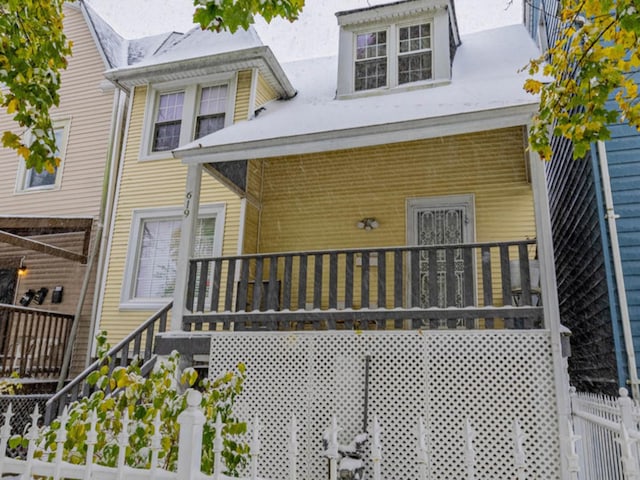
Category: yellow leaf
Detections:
[
  {"x1": 17, "y1": 146, "x2": 30, "y2": 159},
  {"x1": 7, "y1": 98, "x2": 18, "y2": 114}
]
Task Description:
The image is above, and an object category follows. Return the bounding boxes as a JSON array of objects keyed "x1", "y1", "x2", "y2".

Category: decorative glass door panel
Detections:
[
  {"x1": 417, "y1": 208, "x2": 466, "y2": 309},
  {"x1": 408, "y1": 195, "x2": 475, "y2": 328}
]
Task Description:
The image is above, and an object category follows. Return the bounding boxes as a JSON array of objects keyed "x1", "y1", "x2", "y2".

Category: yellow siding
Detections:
[
  {"x1": 252, "y1": 127, "x2": 535, "y2": 310},
  {"x1": 99, "y1": 86, "x2": 243, "y2": 344},
  {"x1": 255, "y1": 73, "x2": 278, "y2": 108},
  {"x1": 233, "y1": 70, "x2": 253, "y2": 122},
  {"x1": 0, "y1": 5, "x2": 114, "y2": 217}
]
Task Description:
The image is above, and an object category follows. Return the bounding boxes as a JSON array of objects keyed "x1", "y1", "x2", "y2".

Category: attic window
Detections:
[
  {"x1": 355, "y1": 31, "x2": 388, "y2": 91},
  {"x1": 398, "y1": 23, "x2": 432, "y2": 84}
]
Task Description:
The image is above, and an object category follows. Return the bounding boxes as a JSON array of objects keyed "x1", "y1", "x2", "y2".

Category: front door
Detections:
[{"x1": 408, "y1": 195, "x2": 475, "y2": 326}]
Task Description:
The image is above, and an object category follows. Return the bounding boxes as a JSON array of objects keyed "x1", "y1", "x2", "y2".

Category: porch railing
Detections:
[
  {"x1": 44, "y1": 302, "x2": 171, "y2": 424},
  {"x1": 184, "y1": 239, "x2": 543, "y2": 331},
  {"x1": 0, "y1": 303, "x2": 74, "y2": 378}
]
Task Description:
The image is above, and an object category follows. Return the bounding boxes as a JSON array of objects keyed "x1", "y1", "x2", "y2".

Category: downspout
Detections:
[
  {"x1": 57, "y1": 86, "x2": 128, "y2": 389},
  {"x1": 596, "y1": 140, "x2": 640, "y2": 399}
]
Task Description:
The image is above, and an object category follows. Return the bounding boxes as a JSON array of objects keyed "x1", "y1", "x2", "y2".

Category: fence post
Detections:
[
  {"x1": 177, "y1": 389, "x2": 206, "y2": 480},
  {"x1": 288, "y1": 416, "x2": 298, "y2": 480},
  {"x1": 370, "y1": 415, "x2": 382, "y2": 480},
  {"x1": 618, "y1": 388, "x2": 640, "y2": 480},
  {"x1": 53, "y1": 407, "x2": 69, "y2": 480},
  {"x1": 565, "y1": 417, "x2": 580, "y2": 480},
  {"x1": 324, "y1": 416, "x2": 341, "y2": 480},
  {"x1": 250, "y1": 417, "x2": 261, "y2": 480},
  {"x1": 0, "y1": 404, "x2": 13, "y2": 476},
  {"x1": 116, "y1": 409, "x2": 130, "y2": 480},
  {"x1": 513, "y1": 419, "x2": 526, "y2": 480},
  {"x1": 416, "y1": 417, "x2": 429, "y2": 480},
  {"x1": 83, "y1": 410, "x2": 98, "y2": 480},
  {"x1": 212, "y1": 411, "x2": 225, "y2": 480},
  {"x1": 464, "y1": 418, "x2": 476, "y2": 480},
  {"x1": 23, "y1": 404, "x2": 41, "y2": 480}
]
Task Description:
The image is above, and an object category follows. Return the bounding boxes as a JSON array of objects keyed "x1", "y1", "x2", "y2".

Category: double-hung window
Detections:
[
  {"x1": 355, "y1": 31, "x2": 388, "y2": 91},
  {"x1": 143, "y1": 79, "x2": 232, "y2": 158},
  {"x1": 17, "y1": 118, "x2": 70, "y2": 193},
  {"x1": 121, "y1": 204, "x2": 225, "y2": 309},
  {"x1": 152, "y1": 92, "x2": 185, "y2": 152},
  {"x1": 398, "y1": 23, "x2": 432, "y2": 84},
  {"x1": 353, "y1": 23, "x2": 433, "y2": 93}
]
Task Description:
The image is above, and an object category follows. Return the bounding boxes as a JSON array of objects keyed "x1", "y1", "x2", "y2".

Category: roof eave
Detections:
[
  {"x1": 176, "y1": 103, "x2": 538, "y2": 164},
  {"x1": 104, "y1": 45, "x2": 296, "y2": 98}
]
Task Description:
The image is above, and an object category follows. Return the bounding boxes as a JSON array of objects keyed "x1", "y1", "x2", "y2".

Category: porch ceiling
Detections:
[{"x1": 0, "y1": 216, "x2": 93, "y2": 264}]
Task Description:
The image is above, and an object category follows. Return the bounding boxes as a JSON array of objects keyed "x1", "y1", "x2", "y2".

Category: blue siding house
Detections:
[{"x1": 525, "y1": 0, "x2": 640, "y2": 397}]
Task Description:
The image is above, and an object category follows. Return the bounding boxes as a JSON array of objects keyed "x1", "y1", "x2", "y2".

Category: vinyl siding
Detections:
[
  {"x1": 605, "y1": 121, "x2": 640, "y2": 387},
  {"x1": 255, "y1": 73, "x2": 278, "y2": 108},
  {"x1": 0, "y1": 5, "x2": 114, "y2": 217},
  {"x1": 233, "y1": 70, "x2": 253, "y2": 122},
  {"x1": 99, "y1": 86, "x2": 242, "y2": 344},
  {"x1": 251, "y1": 127, "x2": 536, "y2": 310}
]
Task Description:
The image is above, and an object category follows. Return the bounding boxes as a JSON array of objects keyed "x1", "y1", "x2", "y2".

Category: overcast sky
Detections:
[{"x1": 87, "y1": 0, "x2": 523, "y2": 62}]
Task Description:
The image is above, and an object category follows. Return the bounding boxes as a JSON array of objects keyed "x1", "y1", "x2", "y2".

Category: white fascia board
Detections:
[
  {"x1": 178, "y1": 103, "x2": 537, "y2": 164},
  {"x1": 104, "y1": 46, "x2": 296, "y2": 98}
]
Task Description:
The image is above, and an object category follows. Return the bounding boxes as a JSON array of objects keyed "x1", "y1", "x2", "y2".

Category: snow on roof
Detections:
[
  {"x1": 81, "y1": 1, "x2": 127, "y2": 68},
  {"x1": 127, "y1": 32, "x2": 184, "y2": 66},
  {"x1": 176, "y1": 24, "x2": 540, "y2": 160},
  {"x1": 129, "y1": 26, "x2": 264, "y2": 68}
]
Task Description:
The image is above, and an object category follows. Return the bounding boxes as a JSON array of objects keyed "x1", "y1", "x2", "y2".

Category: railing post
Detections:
[
  {"x1": 416, "y1": 417, "x2": 429, "y2": 480},
  {"x1": 618, "y1": 388, "x2": 640, "y2": 480},
  {"x1": 177, "y1": 389, "x2": 206, "y2": 480}
]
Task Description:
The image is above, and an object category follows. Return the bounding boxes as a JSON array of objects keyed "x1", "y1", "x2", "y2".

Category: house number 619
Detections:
[{"x1": 184, "y1": 192, "x2": 192, "y2": 217}]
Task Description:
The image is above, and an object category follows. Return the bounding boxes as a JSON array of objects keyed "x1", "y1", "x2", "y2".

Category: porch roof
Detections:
[{"x1": 175, "y1": 24, "x2": 541, "y2": 163}]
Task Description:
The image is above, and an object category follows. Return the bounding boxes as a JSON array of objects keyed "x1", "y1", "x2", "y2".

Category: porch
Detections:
[
  {"x1": 182, "y1": 239, "x2": 543, "y2": 331},
  {"x1": 0, "y1": 303, "x2": 73, "y2": 379}
]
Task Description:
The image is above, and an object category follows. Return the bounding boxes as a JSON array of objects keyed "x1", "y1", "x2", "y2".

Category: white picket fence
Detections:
[
  {"x1": 0, "y1": 389, "x2": 533, "y2": 480},
  {"x1": 570, "y1": 387, "x2": 640, "y2": 480}
]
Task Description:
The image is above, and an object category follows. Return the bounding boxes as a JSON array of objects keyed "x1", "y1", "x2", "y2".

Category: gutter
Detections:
[
  {"x1": 177, "y1": 103, "x2": 537, "y2": 163},
  {"x1": 596, "y1": 140, "x2": 640, "y2": 399}
]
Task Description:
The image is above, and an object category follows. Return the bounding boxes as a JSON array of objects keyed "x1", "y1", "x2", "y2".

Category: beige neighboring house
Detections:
[{"x1": 0, "y1": 1, "x2": 135, "y2": 387}]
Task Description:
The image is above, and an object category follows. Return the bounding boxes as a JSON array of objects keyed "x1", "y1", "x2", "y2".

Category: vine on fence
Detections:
[{"x1": 10, "y1": 332, "x2": 249, "y2": 476}]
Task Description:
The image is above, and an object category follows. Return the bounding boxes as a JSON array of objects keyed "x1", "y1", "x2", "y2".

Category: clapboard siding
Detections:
[
  {"x1": 99, "y1": 85, "x2": 243, "y2": 344},
  {"x1": 545, "y1": 132, "x2": 619, "y2": 394},
  {"x1": 0, "y1": 5, "x2": 114, "y2": 217}
]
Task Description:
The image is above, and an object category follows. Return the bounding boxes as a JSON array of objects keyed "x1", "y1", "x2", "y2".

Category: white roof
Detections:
[{"x1": 176, "y1": 24, "x2": 541, "y2": 163}]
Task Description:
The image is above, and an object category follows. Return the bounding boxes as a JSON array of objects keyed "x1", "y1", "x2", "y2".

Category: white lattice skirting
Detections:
[{"x1": 209, "y1": 330, "x2": 561, "y2": 480}]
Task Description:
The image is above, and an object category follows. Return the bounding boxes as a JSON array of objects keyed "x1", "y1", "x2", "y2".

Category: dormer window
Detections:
[
  {"x1": 195, "y1": 85, "x2": 228, "y2": 139},
  {"x1": 153, "y1": 92, "x2": 184, "y2": 152},
  {"x1": 398, "y1": 23, "x2": 432, "y2": 84},
  {"x1": 336, "y1": 0, "x2": 459, "y2": 98},
  {"x1": 355, "y1": 31, "x2": 387, "y2": 91}
]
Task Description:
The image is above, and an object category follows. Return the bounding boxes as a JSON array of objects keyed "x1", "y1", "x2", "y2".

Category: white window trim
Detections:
[
  {"x1": 120, "y1": 203, "x2": 226, "y2": 311},
  {"x1": 15, "y1": 117, "x2": 71, "y2": 194},
  {"x1": 139, "y1": 73, "x2": 237, "y2": 161}
]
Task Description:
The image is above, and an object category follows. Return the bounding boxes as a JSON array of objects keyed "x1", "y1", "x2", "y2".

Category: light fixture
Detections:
[
  {"x1": 357, "y1": 218, "x2": 379, "y2": 231},
  {"x1": 18, "y1": 257, "x2": 27, "y2": 275}
]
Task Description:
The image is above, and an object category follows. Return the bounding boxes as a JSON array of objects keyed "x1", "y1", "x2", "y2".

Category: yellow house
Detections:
[{"x1": 50, "y1": 1, "x2": 573, "y2": 478}]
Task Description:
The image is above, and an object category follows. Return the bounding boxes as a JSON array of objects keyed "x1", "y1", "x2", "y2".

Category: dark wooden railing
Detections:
[
  {"x1": 184, "y1": 240, "x2": 543, "y2": 331},
  {"x1": 0, "y1": 304, "x2": 74, "y2": 378},
  {"x1": 44, "y1": 302, "x2": 171, "y2": 424}
]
